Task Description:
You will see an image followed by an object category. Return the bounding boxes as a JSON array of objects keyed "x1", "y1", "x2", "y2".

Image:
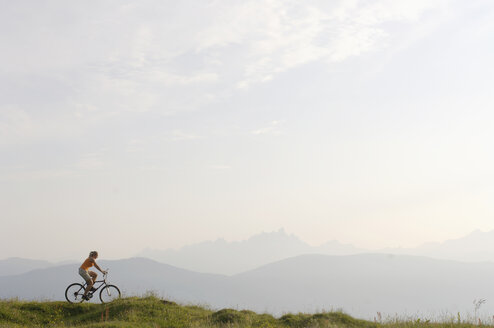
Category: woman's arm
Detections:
[{"x1": 93, "y1": 262, "x2": 107, "y2": 274}]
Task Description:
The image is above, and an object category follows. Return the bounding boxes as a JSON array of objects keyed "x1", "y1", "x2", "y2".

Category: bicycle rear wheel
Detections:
[
  {"x1": 65, "y1": 283, "x2": 85, "y2": 303},
  {"x1": 99, "y1": 284, "x2": 121, "y2": 303}
]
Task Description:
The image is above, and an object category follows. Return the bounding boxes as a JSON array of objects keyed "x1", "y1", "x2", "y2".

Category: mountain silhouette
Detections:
[
  {"x1": 0, "y1": 258, "x2": 53, "y2": 276},
  {"x1": 381, "y1": 229, "x2": 494, "y2": 262},
  {"x1": 140, "y1": 229, "x2": 494, "y2": 275},
  {"x1": 138, "y1": 228, "x2": 363, "y2": 275}
]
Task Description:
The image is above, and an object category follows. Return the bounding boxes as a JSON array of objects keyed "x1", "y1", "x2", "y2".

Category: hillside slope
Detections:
[{"x1": 0, "y1": 296, "x2": 486, "y2": 328}]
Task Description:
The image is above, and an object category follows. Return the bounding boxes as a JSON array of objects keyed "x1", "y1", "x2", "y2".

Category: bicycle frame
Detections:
[{"x1": 83, "y1": 273, "x2": 109, "y2": 295}]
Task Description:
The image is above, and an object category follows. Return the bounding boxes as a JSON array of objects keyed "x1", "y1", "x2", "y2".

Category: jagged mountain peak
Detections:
[{"x1": 138, "y1": 229, "x2": 357, "y2": 275}]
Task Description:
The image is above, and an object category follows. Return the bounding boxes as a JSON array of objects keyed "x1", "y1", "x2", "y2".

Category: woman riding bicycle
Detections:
[{"x1": 79, "y1": 251, "x2": 107, "y2": 300}]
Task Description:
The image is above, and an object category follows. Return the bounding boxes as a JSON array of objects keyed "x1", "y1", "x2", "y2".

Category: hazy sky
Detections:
[{"x1": 2, "y1": 0, "x2": 494, "y2": 260}]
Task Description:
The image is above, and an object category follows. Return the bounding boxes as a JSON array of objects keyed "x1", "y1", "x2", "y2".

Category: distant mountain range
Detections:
[
  {"x1": 138, "y1": 228, "x2": 494, "y2": 275},
  {"x1": 385, "y1": 229, "x2": 494, "y2": 262},
  {"x1": 0, "y1": 258, "x2": 76, "y2": 277},
  {"x1": 0, "y1": 258, "x2": 54, "y2": 276},
  {"x1": 4, "y1": 229, "x2": 494, "y2": 278},
  {"x1": 138, "y1": 228, "x2": 364, "y2": 275},
  {"x1": 1, "y1": 255, "x2": 493, "y2": 319}
]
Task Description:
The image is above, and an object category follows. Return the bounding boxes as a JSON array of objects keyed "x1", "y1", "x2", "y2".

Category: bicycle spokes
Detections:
[{"x1": 65, "y1": 283, "x2": 85, "y2": 304}]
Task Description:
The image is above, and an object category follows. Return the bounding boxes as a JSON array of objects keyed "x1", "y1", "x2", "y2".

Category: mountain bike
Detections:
[{"x1": 65, "y1": 270, "x2": 121, "y2": 303}]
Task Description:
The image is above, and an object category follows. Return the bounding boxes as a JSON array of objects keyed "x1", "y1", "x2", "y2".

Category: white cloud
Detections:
[
  {"x1": 0, "y1": 106, "x2": 33, "y2": 145},
  {"x1": 0, "y1": 105, "x2": 83, "y2": 146},
  {"x1": 168, "y1": 130, "x2": 202, "y2": 141},
  {"x1": 193, "y1": 0, "x2": 444, "y2": 87},
  {"x1": 210, "y1": 165, "x2": 231, "y2": 170},
  {"x1": 0, "y1": 0, "x2": 443, "y2": 99},
  {"x1": 251, "y1": 120, "x2": 284, "y2": 136},
  {"x1": 125, "y1": 139, "x2": 145, "y2": 153},
  {"x1": 0, "y1": 168, "x2": 77, "y2": 182},
  {"x1": 0, "y1": 0, "x2": 444, "y2": 147},
  {"x1": 76, "y1": 152, "x2": 107, "y2": 170}
]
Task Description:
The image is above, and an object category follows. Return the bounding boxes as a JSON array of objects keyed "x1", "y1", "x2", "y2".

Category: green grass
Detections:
[{"x1": 0, "y1": 297, "x2": 490, "y2": 328}]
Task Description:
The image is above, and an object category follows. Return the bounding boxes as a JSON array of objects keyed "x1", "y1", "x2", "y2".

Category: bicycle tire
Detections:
[
  {"x1": 65, "y1": 283, "x2": 85, "y2": 303},
  {"x1": 99, "y1": 284, "x2": 121, "y2": 303}
]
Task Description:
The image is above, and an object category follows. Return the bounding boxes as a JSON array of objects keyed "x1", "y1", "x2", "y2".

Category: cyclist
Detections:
[{"x1": 79, "y1": 251, "x2": 107, "y2": 300}]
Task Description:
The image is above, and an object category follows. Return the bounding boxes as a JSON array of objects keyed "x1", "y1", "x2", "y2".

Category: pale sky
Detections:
[{"x1": 2, "y1": 0, "x2": 494, "y2": 261}]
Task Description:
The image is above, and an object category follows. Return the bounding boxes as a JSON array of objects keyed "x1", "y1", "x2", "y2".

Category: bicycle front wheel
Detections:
[
  {"x1": 99, "y1": 284, "x2": 121, "y2": 303},
  {"x1": 65, "y1": 283, "x2": 85, "y2": 303}
]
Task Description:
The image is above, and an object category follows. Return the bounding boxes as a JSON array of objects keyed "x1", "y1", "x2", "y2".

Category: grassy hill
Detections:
[{"x1": 0, "y1": 296, "x2": 488, "y2": 328}]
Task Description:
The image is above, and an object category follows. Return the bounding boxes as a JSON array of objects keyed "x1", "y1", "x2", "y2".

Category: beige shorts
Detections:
[{"x1": 79, "y1": 267, "x2": 92, "y2": 283}]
